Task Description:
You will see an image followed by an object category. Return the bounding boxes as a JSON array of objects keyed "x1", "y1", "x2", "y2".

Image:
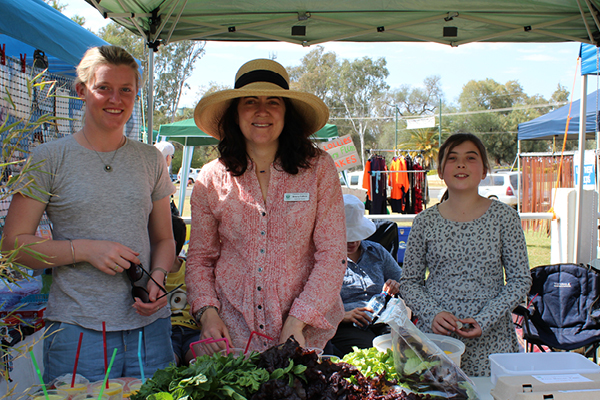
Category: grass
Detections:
[
  {"x1": 524, "y1": 229, "x2": 551, "y2": 269},
  {"x1": 175, "y1": 183, "x2": 552, "y2": 269}
]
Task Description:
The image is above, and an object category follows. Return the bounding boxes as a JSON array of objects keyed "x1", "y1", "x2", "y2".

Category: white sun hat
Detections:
[{"x1": 344, "y1": 194, "x2": 376, "y2": 242}]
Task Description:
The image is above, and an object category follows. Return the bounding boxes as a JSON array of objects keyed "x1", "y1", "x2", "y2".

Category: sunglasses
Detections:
[{"x1": 126, "y1": 262, "x2": 183, "y2": 303}]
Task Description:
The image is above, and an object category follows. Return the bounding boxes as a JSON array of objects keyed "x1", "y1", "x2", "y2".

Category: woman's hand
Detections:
[
  {"x1": 342, "y1": 307, "x2": 372, "y2": 327},
  {"x1": 432, "y1": 311, "x2": 462, "y2": 335},
  {"x1": 132, "y1": 271, "x2": 168, "y2": 316},
  {"x1": 280, "y1": 315, "x2": 306, "y2": 347},
  {"x1": 382, "y1": 279, "x2": 400, "y2": 296},
  {"x1": 76, "y1": 239, "x2": 140, "y2": 275},
  {"x1": 198, "y1": 308, "x2": 232, "y2": 355},
  {"x1": 455, "y1": 318, "x2": 482, "y2": 339}
]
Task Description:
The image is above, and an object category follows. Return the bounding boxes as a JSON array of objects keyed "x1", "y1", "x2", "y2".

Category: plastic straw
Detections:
[
  {"x1": 138, "y1": 331, "x2": 145, "y2": 383},
  {"x1": 102, "y1": 322, "x2": 108, "y2": 389},
  {"x1": 29, "y1": 349, "x2": 48, "y2": 400},
  {"x1": 97, "y1": 348, "x2": 117, "y2": 400},
  {"x1": 71, "y1": 332, "x2": 84, "y2": 387},
  {"x1": 244, "y1": 331, "x2": 275, "y2": 354}
]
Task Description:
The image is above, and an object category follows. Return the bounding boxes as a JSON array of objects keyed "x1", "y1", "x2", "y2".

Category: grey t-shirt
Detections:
[{"x1": 19, "y1": 135, "x2": 175, "y2": 331}]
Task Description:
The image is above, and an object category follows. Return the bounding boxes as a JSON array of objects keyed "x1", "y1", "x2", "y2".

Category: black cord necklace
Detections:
[{"x1": 82, "y1": 131, "x2": 126, "y2": 172}]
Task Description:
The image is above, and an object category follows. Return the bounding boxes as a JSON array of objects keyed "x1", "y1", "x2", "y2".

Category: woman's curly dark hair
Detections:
[{"x1": 217, "y1": 98, "x2": 320, "y2": 176}]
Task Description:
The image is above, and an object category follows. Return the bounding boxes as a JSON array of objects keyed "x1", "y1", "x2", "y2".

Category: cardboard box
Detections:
[{"x1": 491, "y1": 373, "x2": 600, "y2": 400}]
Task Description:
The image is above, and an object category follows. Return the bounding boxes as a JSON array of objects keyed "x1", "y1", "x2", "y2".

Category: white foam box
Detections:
[
  {"x1": 489, "y1": 352, "x2": 600, "y2": 385},
  {"x1": 490, "y1": 373, "x2": 600, "y2": 400}
]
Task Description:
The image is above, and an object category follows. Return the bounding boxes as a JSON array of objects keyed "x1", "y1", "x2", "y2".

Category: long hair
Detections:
[
  {"x1": 217, "y1": 98, "x2": 320, "y2": 176},
  {"x1": 438, "y1": 133, "x2": 490, "y2": 202}
]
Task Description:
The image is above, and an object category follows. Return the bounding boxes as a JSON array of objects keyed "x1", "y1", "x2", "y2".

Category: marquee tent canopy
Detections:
[
  {"x1": 85, "y1": 0, "x2": 600, "y2": 47},
  {"x1": 518, "y1": 89, "x2": 600, "y2": 141},
  {"x1": 0, "y1": 0, "x2": 109, "y2": 76}
]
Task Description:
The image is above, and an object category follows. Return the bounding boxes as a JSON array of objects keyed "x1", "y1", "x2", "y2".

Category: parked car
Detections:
[
  {"x1": 177, "y1": 168, "x2": 201, "y2": 186},
  {"x1": 437, "y1": 171, "x2": 521, "y2": 208}
]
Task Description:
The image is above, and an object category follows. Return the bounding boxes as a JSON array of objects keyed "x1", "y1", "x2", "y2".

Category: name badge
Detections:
[{"x1": 284, "y1": 193, "x2": 310, "y2": 202}]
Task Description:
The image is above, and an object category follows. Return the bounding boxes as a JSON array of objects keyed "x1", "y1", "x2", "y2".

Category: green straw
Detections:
[
  {"x1": 29, "y1": 349, "x2": 48, "y2": 400},
  {"x1": 97, "y1": 348, "x2": 118, "y2": 400}
]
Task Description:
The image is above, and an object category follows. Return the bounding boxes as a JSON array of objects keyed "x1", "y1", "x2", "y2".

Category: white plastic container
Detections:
[
  {"x1": 373, "y1": 333, "x2": 465, "y2": 367},
  {"x1": 489, "y1": 352, "x2": 600, "y2": 385}
]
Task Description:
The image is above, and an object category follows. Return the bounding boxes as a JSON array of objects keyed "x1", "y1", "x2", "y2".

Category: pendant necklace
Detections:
[{"x1": 82, "y1": 131, "x2": 125, "y2": 172}]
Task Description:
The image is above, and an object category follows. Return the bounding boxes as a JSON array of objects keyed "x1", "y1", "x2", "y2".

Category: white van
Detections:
[
  {"x1": 177, "y1": 168, "x2": 201, "y2": 186},
  {"x1": 340, "y1": 171, "x2": 364, "y2": 190}
]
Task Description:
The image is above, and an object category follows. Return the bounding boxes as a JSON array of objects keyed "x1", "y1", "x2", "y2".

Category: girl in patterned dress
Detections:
[{"x1": 399, "y1": 133, "x2": 531, "y2": 376}]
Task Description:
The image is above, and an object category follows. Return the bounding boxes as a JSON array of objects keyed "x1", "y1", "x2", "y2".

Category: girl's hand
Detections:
[
  {"x1": 455, "y1": 318, "x2": 482, "y2": 338},
  {"x1": 432, "y1": 311, "x2": 462, "y2": 335},
  {"x1": 198, "y1": 308, "x2": 232, "y2": 355},
  {"x1": 77, "y1": 239, "x2": 140, "y2": 275},
  {"x1": 382, "y1": 279, "x2": 400, "y2": 296},
  {"x1": 280, "y1": 315, "x2": 306, "y2": 347},
  {"x1": 343, "y1": 307, "x2": 372, "y2": 327}
]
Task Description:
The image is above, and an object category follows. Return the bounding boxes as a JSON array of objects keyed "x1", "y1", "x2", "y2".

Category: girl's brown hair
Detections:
[{"x1": 438, "y1": 133, "x2": 490, "y2": 202}]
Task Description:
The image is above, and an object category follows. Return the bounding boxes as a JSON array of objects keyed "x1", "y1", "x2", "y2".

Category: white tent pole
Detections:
[
  {"x1": 575, "y1": 74, "x2": 587, "y2": 263},
  {"x1": 178, "y1": 145, "x2": 194, "y2": 214},
  {"x1": 146, "y1": 48, "x2": 154, "y2": 145},
  {"x1": 517, "y1": 140, "x2": 521, "y2": 213}
]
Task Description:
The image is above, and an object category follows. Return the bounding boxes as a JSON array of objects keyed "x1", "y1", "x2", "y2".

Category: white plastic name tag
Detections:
[{"x1": 284, "y1": 193, "x2": 310, "y2": 202}]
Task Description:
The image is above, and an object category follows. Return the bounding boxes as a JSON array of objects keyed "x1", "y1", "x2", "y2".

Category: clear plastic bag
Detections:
[{"x1": 377, "y1": 298, "x2": 480, "y2": 399}]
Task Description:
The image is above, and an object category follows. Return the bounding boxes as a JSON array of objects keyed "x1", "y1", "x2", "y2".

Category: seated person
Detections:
[
  {"x1": 167, "y1": 215, "x2": 200, "y2": 366},
  {"x1": 330, "y1": 194, "x2": 402, "y2": 357}
]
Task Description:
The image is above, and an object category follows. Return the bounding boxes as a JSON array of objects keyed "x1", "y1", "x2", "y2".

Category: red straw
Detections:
[
  {"x1": 71, "y1": 332, "x2": 84, "y2": 388},
  {"x1": 189, "y1": 337, "x2": 231, "y2": 358},
  {"x1": 102, "y1": 322, "x2": 108, "y2": 389},
  {"x1": 244, "y1": 331, "x2": 275, "y2": 355}
]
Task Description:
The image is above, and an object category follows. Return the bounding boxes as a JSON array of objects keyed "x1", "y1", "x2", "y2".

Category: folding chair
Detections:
[
  {"x1": 365, "y1": 219, "x2": 399, "y2": 261},
  {"x1": 513, "y1": 263, "x2": 600, "y2": 362}
]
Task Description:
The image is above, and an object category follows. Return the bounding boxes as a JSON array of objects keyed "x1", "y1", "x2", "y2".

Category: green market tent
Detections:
[
  {"x1": 158, "y1": 120, "x2": 338, "y2": 211},
  {"x1": 85, "y1": 0, "x2": 599, "y2": 47}
]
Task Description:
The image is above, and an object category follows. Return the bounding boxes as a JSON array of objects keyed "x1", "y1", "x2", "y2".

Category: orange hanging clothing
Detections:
[
  {"x1": 389, "y1": 157, "x2": 409, "y2": 200},
  {"x1": 363, "y1": 160, "x2": 372, "y2": 200}
]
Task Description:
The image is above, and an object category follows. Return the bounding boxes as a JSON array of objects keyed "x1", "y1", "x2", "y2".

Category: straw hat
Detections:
[
  {"x1": 344, "y1": 194, "x2": 376, "y2": 242},
  {"x1": 194, "y1": 58, "x2": 329, "y2": 139}
]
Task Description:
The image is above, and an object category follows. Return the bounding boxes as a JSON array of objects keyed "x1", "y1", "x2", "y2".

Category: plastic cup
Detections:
[
  {"x1": 54, "y1": 383, "x2": 88, "y2": 400},
  {"x1": 27, "y1": 389, "x2": 69, "y2": 400},
  {"x1": 218, "y1": 348, "x2": 247, "y2": 358},
  {"x1": 72, "y1": 394, "x2": 109, "y2": 400},
  {"x1": 124, "y1": 379, "x2": 142, "y2": 398},
  {"x1": 90, "y1": 379, "x2": 124, "y2": 400}
]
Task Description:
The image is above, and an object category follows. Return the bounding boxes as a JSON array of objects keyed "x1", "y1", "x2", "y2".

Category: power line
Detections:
[{"x1": 328, "y1": 101, "x2": 568, "y2": 121}]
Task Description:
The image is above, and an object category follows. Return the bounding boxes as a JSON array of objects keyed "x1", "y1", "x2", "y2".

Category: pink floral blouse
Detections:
[{"x1": 186, "y1": 151, "x2": 346, "y2": 352}]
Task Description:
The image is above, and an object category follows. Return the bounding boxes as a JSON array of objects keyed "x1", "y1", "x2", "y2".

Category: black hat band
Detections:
[{"x1": 235, "y1": 69, "x2": 289, "y2": 90}]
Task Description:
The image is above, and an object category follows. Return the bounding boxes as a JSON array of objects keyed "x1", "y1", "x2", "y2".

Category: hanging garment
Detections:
[
  {"x1": 369, "y1": 155, "x2": 387, "y2": 214},
  {"x1": 389, "y1": 157, "x2": 409, "y2": 213}
]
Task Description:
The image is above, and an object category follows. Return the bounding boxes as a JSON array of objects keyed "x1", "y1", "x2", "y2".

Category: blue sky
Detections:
[{"x1": 63, "y1": 1, "x2": 591, "y2": 109}]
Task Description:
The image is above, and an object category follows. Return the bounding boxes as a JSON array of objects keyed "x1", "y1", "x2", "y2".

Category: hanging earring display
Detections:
[{"x1": 82, "y1": 131, "x2": 126, "y2": 172}]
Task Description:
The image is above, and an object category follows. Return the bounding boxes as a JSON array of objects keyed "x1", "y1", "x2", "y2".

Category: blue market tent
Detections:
[
  {"x1": 0, "y1": 0, "x2": 109, "y2": 76},
  {"x1": 517, "y1": 90, "x2": 599, "y2": 140}
]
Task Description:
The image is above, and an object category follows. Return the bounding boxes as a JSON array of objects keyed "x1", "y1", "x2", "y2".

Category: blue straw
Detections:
[{"x1": 138, "y1": 331, "x2": 145, "y2": 383}]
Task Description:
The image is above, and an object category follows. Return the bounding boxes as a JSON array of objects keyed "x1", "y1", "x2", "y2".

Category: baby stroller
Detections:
[{"x1": 513, "y1": 263, "x2": 600, "y2": 362}]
